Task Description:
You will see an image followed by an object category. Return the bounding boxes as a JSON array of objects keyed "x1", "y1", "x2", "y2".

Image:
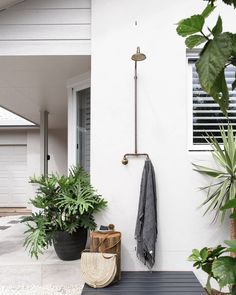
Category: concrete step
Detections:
[{"x1": 0, "y1": 207, "x2": 31, "y2": 217}]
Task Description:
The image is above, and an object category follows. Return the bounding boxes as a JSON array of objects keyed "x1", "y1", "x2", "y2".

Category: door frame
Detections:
[{"x1": 67, "y1": 72, "x2": 90, "y2": 171}]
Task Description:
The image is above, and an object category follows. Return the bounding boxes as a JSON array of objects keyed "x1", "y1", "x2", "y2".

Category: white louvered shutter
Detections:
[{"x1": 191, "y1": 61, "x2": 236, "y2": 146}]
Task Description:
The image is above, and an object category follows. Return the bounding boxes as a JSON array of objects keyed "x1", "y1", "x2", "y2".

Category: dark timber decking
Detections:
[{"x1": 81, "y1": 271, "x2": 206, "y2": 295}]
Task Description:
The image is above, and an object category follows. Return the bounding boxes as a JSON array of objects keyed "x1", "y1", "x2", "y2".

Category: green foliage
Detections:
[
  {"x1": 212, "y1": 16, "x2": 222, "y2": 37},
  {"x1": 212, "y1": 257, "x2": 236, "y2": 289},
  {"x1": 177, "y1": 4, "x2": 236, "y2": 292},
  {"x1": 176, "y1": 2, "x2": 236, "y2": 115},
  {"x1": 193, "y1": 125, "x2": 236, "y2": 222},
  {"x1": 177, "y1": 15, "x2": 205, "y2": 37},
  {"x1": 209, "y1": 0, "x2": 236, "y2": 7},
  {"x1": 185, "y1": 35, "x2": 206, "y2": 49},
  {"x1": 196, "y1": 32, "x2": 232, "y2": 94},
  {"x1": 23, "y1": 212, "x2": 52, "y2": 259},
  {"x1": 202, "y1": 3, "x2": 216, "y2": 18},
  {"x1": 225, "y1": 239, "x2": 236, "y2": 252},
  {"x1": 188, "y1": 243, "x2": 236, "y2": 293},
  {"x1": 188, "y1": 245, "x2": 225, "y2": 293},
  {"x1": 22, "y1": 166, "x2": 107, "y2": 258},
  {"x1": 221, "y1": 198, "x2": 236, "y2": 219}
]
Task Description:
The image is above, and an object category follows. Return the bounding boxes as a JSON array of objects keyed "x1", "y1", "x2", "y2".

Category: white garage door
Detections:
[{"x1": 0, "y1": 145, "x2": 28, "y2": 207}]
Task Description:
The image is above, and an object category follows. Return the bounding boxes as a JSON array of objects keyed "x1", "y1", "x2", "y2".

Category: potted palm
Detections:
[{"x1": 22, "y1": 166, "x2": 107, "y2": 260}]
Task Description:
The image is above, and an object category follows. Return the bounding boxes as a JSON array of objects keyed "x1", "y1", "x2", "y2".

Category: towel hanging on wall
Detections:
[{"x1": 135, "y1": 159, "x2": 157, "y2": 269}]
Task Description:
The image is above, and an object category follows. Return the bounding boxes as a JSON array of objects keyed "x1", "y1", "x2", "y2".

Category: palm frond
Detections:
[{"x1": 193, "y1": 124, "x2": 236, "y2": 222}]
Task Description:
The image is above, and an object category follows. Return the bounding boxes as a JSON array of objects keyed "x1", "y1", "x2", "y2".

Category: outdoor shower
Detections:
[{"x1": 122, "y1": 47, "x2": 149, "y2": 165}]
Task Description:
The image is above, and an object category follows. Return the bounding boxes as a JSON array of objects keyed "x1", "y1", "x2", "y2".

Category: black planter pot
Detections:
[{"x1": 53, "y1": 228, "x2": 88, "y2": 261}]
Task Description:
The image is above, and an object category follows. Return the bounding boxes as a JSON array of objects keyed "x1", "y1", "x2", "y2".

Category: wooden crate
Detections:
[{"x1": 90, "y1": 231, "x2": 121, "y2": 282}]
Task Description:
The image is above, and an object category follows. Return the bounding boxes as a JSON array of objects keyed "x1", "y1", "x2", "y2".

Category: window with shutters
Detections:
[
  {"x1": 77, "y1": 88, "x2": 90, "y2": 173},
  {"x1": 188, "y1": 57, "x2": 236, "y2": 150}
]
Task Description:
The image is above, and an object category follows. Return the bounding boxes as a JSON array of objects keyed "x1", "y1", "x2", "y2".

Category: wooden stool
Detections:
[{"x1": 90, "y1": 231, "x2": 121, "y2": 282}]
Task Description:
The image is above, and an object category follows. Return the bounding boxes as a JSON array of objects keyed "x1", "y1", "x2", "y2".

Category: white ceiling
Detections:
[{"x1": 0, "y1": 56, "x2": 91, "y2": 129}]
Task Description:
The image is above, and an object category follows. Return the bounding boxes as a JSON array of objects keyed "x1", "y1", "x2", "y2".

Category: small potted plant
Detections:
[
  {"x1": 188, "y1": 241, "x2": 236, "y2": 295},
  {"x1": 22, "y1": 166, "x2": 107, "y2": 260}
]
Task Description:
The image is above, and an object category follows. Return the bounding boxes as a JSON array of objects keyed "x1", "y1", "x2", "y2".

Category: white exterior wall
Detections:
[
  {"x1": 91, "y1": 0, "x2": 235, "y2": 284},
  {"x1": 0, "y1": 0, "x2": 91, "y2": 55},
  {"x1": 27, "y1": 128, "x2": 68, "y2": 207},
  {"x1": 27, "y1": 128, "x2": 67, "y2": 177},
  {"x1": 27, "y1": 128, "x2": 67, "y2": 207}
]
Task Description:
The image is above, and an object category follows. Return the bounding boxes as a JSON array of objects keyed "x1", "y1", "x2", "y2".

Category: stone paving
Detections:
[
  {"x1": 0, "y1": 215, "x2": 22, "y2": 229},
  {"x1": 0, "y1": 216, "x2": 84, "y2": 294}
]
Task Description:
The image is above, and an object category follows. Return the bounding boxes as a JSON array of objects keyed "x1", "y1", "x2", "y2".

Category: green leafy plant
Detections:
[
  {"x1": 188, "y1": 245, "x2": 227, "y2": 293},
  {"x1": 221, "y1": 199, "x2": 236, "y2": 219},
  {"x1": 176, "y1": 1, "x2": 236, "y2": 115},
  {"x1": 193, "y1": 125, "x2": 236, "y2": 224},
  {"x1": 188, "y1": 241, "x2": 236, "y2": 294},
  {"x1": 209, "y1": 0, "x2": 236, "y2": 8},
  {"x1": 22, "y1": 166, "x2": 107, "y2": 258},
  {"x1": 176, "y1": 2, "x2": 236, "y2": 293},
  {"x1": 191, "y1": 125, "x2": 236, "y2": 293}
]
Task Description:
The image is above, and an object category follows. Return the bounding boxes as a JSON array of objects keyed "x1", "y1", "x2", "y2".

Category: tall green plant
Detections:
[
  {"x1": 193, "y1": 125, "x2": 236, "y2": 223},
  {"x1": 176, "y1": 0, "x2": 236, "y2": 115},
  {"x1": 22, "y1": 166, "x2": 107, "y2": 258}
]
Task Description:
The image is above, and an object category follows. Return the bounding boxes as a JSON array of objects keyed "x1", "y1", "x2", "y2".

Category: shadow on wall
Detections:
[
  {"x1": 27, "y1": 128, "x2": 68, "y2": 177},
  {"x1": 48, "y1": 128, "x2": 68, "y2": 175}
]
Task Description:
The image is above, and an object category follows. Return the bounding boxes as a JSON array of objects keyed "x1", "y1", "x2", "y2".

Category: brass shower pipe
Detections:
[{"x1": 122, "y1": 47, "x2": 149, "y2": 165}]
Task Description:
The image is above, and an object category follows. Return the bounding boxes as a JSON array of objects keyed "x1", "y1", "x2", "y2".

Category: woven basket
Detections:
[
  {"x1": 90, "y1": 231, "x2": 121, "y2": 282},
  {"x1": 81, "y1": 251, "x2": 117, "y2": 288}
]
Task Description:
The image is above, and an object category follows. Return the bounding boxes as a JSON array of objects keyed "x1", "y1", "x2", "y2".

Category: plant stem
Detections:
[
  {"x1": 206, "y1": 275, "x2": 212, "y2": 295},
  {"x1": 230, "y1": 217, "x2": 236, "y2": 258},
  {"x1": 232, "y1": 284, "x2": 236, "y2": 295},
  {"x1": 225, "y1": 62, "x2": 232, "y2": 68},
  {"x1": 201, "y1": 30, "x2": 210, "y2": 41}
]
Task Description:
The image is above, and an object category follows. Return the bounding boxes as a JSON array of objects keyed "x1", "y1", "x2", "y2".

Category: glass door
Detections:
[{"x1": 76, "y1": 88, "x2": 90, "y2": 173}]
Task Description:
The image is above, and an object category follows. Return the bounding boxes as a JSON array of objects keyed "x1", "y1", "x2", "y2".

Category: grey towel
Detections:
[{"x1": 135, "y1": 159, "x2": 157, "y2": 269}]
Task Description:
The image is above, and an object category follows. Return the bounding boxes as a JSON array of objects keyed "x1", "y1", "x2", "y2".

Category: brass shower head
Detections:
[{"x1": 131, "y1": 47, "x2": 146, "y2": 62}]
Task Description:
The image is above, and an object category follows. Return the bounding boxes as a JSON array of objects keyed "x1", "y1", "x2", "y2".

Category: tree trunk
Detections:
[
  {"x1": 230, "y1": 218, "x2": 236, "y2": 258},
  {"x1": 232, "y1": 285, "x2": 236, "y2": 295}
]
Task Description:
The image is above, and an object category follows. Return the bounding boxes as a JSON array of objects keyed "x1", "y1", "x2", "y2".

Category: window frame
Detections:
[
  {"x1": 76, "y1": 87, "x2": 91, "y2": 173},
  {"x1": 67, "y1": 72, "x2": 91, "y2": 171},
  {"x1": 187, "y1": 50, "x2": 226, "y2": 151}
]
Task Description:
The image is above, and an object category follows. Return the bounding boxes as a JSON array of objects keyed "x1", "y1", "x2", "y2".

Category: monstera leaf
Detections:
[{"x1": 212, "y1": 257, "x2": 236, "y2": 288}]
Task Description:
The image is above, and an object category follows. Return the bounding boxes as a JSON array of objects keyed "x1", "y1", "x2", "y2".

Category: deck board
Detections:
[{"x1": 81, "y1": 271, "x2": 206, "y2": 295}]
